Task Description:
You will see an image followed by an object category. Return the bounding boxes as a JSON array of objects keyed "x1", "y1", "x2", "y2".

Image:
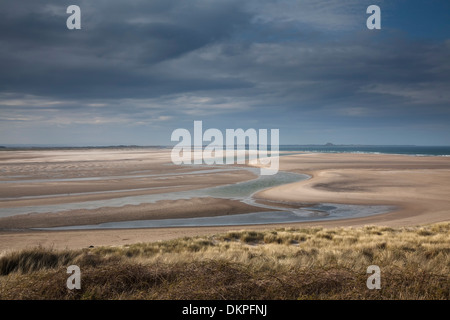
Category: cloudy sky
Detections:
[{"x1": 0, "y1": 0, "x2": 449, "y2": 146}]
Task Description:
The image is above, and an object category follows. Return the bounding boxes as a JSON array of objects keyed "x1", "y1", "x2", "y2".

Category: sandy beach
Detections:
[{"x1": 0, "y1": 149, "x2": 449, "y2": 252}]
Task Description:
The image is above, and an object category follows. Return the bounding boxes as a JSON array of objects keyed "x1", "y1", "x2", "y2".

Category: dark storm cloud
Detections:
[
  {"x1": 0, "y1": 0, "x2": 449, "y2": 145},
  {"x1": 0, "y1": 0, "x2": 253, "y2": 99}
]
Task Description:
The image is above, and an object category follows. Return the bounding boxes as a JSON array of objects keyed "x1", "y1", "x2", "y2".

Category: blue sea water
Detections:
[
  {"x1": 278, "y1": 145, "x2": 450, "y2": 156},
  {"x1": 3, "y1": 145, "x2": 449, "y2": 156}
]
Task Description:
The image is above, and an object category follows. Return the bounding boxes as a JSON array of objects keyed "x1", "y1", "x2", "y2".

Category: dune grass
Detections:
[{"x1": 0, "y1": 222, "x2": 448, "y2": 300}]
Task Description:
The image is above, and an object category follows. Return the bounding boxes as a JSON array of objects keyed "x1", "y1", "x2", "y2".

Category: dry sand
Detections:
[{"x1": 0, "y1": 149, "x2": 449, "y2": 252}]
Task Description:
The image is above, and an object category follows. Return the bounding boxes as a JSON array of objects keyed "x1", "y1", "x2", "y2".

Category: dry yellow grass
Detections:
[{"x1": 0, "y1": 222, "x2": 448, "y2": 300}]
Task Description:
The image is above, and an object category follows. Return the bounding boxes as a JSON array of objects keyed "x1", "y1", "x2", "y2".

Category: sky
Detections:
[{"x1": 0, "y1": 0, "x2": 449, "y2": 146}]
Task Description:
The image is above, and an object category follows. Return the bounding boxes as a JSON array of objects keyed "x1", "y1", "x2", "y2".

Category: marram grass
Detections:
[{"x1": 0, "y1": 222, "x2": 448, "y2": 300}]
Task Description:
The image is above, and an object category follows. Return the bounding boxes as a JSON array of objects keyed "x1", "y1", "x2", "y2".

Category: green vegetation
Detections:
[{"x1": 0, "y1": 223, "x2": 449, "y2": 300}]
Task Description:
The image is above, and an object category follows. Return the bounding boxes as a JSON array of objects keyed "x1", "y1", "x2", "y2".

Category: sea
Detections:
[
  {"x1": 1, "y1": 144, "x2": 450, "y2": 157},
  {"x1": 278, "y1": 145, "x2": 450, "y2": 156}
]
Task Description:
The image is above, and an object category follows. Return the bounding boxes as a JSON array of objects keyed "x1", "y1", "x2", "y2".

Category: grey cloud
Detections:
[
  {"x1": 0, "y1": 0, "x2": 449, "y2": 145},
  {"x1": 0, "y1": 0, "x2": 252, "y2": 99}
]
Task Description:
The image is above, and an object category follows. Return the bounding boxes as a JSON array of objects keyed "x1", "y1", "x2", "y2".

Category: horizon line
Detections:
[{"x1": 2, "y1": 144, "x2": 450, "y2": 149}]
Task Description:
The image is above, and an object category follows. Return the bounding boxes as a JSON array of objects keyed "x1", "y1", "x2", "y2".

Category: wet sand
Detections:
[
  {"x1": 255, "y1": 153, "x2": 450, "y2": 227},
  {"x1": 0, "y1": 149, "x2": 449, "y2": 252}
]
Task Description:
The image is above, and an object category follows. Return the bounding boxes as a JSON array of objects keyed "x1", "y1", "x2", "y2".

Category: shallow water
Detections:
[
  {"x1": 1, "y1": 165, "x2": 394, "y2": 228},
  {"x1": 0, "y1": 167, "x2": 308, "y2": 218},
  {"x1": 37, "y1": 203, "x2": 394, "y2": 230}
]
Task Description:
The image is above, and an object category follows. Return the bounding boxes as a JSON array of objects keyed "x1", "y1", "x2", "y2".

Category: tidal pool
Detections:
[{"x1": 38, "y1": 203, "x2": 394, "y2": 230}]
